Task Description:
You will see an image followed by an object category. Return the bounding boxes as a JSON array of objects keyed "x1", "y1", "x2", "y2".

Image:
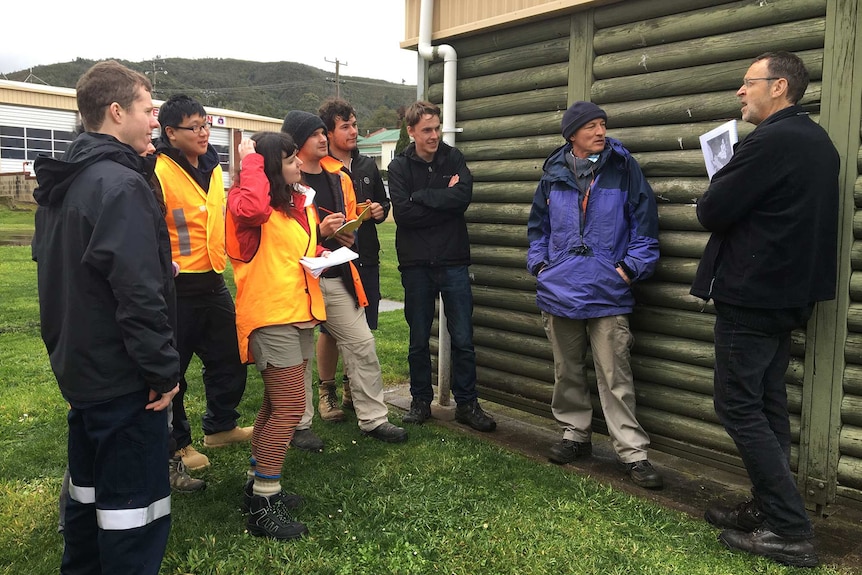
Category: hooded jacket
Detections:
[
  {"x1": 387, "y1": 141, "x2": 472, "y2": 268},
  {"x1": 527, "y1": 137, "x2": 659, "y2": 319},
  {"x1": 31, "y1": 132, "x2": 180, "y2": 403},
  {"x1": 335, "y1": 149, "x2": 390, "y2": 267},
  {"x1": 690, "y1": 105, "x2": 839, "y2": 308}
]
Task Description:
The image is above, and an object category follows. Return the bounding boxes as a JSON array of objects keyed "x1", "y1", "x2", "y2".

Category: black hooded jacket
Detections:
[
  {"x1": 343, "y1": 149, "x2": 390, "y2": 267},
  {"x1": 387, "y1": 141, "x2": 472, "y2": 268},
  {"x1": 32, "y1": 132, "x2": 180, "y2": 404}
]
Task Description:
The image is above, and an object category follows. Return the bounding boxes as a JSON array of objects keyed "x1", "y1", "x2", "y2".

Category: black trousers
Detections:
[
  {"x1": 171, "y1": 284, "x2": 247, "y2": 448},
  {"x1": 712, "y1": 301, "x2": 813, "y2": 539}
]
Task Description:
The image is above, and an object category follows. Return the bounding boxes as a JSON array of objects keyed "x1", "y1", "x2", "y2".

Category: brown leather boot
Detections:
[
  {"x1": 318, "y1": 380, "x2": 345, "y2": 422},
  {"x1": 341, "y1": 375, "x2": 353, "y2": 410}
]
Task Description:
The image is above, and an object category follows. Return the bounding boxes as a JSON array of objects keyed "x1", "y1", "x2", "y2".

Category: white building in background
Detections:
[
  {"x1": 357, "y1": 128, "x2": 402, "y2": 173},
  {"x1": 0, "y1": 79, "x2": 282, "y2": 189}
]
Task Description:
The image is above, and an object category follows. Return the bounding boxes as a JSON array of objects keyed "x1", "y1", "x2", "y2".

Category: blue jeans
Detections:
[
  {"x1": 400, "y1": 265, "x2": 478, "y2": 405},
  {"x1": 712, "y1": 304, "x2": 812, "y2": 539},
  {"x1": 63, "y1": 389, "x2": 171, "y2": 575}
]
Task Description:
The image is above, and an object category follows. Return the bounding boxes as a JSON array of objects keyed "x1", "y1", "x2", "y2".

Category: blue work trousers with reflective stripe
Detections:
[{"x1": 63, "y1": 389, "x2": 171, "y2": 575}]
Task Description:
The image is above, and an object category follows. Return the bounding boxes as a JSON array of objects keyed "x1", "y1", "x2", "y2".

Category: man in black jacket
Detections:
[
  {"x1": 388, "y1": 101, "x2": 495, "y2": 432},
  {"x1": 32, "y1": 60, "x2": 180, "y2": 575},
  {"x1": 691, "y1": 51, "x2": 839, "y2": 568}
]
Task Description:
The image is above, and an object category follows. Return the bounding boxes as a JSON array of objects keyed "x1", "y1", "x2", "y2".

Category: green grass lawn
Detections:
[
  {"x1": 377, "y1": 221, "x2": 404, "y2": 303},
  {"x1": 0, "y1": 207, "x2": 850, "y2": 574},
  {"x1": 0, "y1": 202, "x2": 36, "y2": 245}
]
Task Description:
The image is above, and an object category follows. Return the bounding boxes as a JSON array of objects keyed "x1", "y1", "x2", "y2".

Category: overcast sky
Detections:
[{"x1": 0, "y1": 0, "x2": 418, "y2": 86}]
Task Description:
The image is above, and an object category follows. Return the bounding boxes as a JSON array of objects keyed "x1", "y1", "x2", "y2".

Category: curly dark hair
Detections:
[{"x1": 318, "y1": 97, "x2": 356, "y2": 132}]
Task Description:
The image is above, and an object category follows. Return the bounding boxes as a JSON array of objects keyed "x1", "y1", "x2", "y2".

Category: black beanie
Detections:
[
  {"x1": 561, "y1": 101, "x2": 607, "y2": 141},
  {"x1": 281, "y1": 110, "x2": 326, "y2": 149}
]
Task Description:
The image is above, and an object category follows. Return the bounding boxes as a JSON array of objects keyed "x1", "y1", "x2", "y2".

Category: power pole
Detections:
[
  {"x1": 145, "y1": 57, "x2": 168, "y2": 97},
  {"x1": 324, "y1": 57, "x2": 347, "y2": 99}
]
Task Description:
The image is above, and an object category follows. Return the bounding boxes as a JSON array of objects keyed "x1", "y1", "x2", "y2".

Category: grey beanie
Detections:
[
  {"x1": 561, "y1": 101, "x2": 607, "y2": 141},
  {"x1": 281, "y1": 110, "x2": 326, "y2": 149}
]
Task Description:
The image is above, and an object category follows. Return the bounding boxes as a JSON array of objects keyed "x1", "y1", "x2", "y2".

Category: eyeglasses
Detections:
[
  {"x1": 172, "y1": 122, "x2": 212, "y2": 134},
  {"x1": 742, "y1": 77, "x2": 779, "y2": 88}
]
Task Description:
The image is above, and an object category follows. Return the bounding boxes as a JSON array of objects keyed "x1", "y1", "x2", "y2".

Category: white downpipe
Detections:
[{"x1": 418, "y1": 0, "x2": 458, "y2": 406}]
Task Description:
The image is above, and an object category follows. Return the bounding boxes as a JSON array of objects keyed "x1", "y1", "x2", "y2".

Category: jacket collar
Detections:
[
  {"x1": 403, "y1": 141, "x2": 451, "y2": 165},
  {"x1": 756, "y1": 105, "x2": 808, "y2": 130}
]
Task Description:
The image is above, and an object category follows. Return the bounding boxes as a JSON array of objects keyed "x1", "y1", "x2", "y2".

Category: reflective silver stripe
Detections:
[
  {"x1": 96, "y1": 494, "x2": 171, "y2": 531},
  {"x1": 172, "y1": 208, "x2": 192, "y2": 256},
  {"x1": 68, "y1": 479, "x2": 95, "y2": 504}
]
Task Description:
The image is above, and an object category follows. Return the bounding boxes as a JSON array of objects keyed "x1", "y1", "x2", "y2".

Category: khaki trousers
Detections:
[
  {"x1": 299, "y1": 277, "x2": 388, "y2": 432},
  {"x1": 543, "y1": 312, "x2": 650, "y2": 463}
]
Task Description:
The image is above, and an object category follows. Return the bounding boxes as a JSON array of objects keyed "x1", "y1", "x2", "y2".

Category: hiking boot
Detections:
[
  {"x1": 169, "y1": 456, "x2": 206, "y2": 493},
  {"x1": 241, "y1": 479, "x2": 303, "y2": 513},
  {"x1": 402, "y1": 399, "x2": 431, "y2": 424},
  {"x1": 705, "y1": 499, "x2": 765, "y2": 532},
  {"x1": 203, "y1": 425, "x2": 254, "y2": 448},
  {"x1": 176, "y1": 446, "x2": 210, "y2": 471},
  {"x1": 548, "y1": 439, "x2": 592, "y2": 464},
  {"x1": 719, "y1": 527, "x2": 818, "y2": 568},
  {"x1": 342, "y1": 376, "x2": 354, "y2": 410},
  {"x1": 454, "y1": 399, "x2": 497, "y2": 432},
  {"x1": 246, "y1": 494, "x2": 308, "y2": 540},
  {"x1": 618, "y1": 459, "x2": 664, "y2": 489},
  {"x1": 291, "y1": 428, "x2": 324, "y2": 452},
  {"x1": 364, "y1": 421, "x2": 408, "y2": 443},
  {"x1": 318, "y1": 381, "x2": 345, "y2": 422}
]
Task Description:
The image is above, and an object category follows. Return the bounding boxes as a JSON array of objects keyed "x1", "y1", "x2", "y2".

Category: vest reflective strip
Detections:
[
  {"x1": 96, "y1": 494, "x2": 171, "y2": 531},
  {"x1": 172, "y1": 208, "x2": 192, "y2": 256},
  {"x1": 68, "y1": 480, "x2": 95, "y2": 504}
]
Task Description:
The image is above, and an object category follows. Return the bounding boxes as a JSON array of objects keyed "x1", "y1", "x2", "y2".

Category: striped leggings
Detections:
[{"x1": 252, "y1": 361, "x2": 306, "y2": 479}]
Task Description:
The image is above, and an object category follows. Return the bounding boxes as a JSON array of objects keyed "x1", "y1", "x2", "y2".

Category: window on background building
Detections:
[
  {"x1": 213, "y1": 144, "x2": 230, "y2": 177},
  {"x1": 0, "y1": 126, "x2": 76, "y2": 162},
  {"x1": 1, "y1": 126, "x2": 25, "y2": 160}
]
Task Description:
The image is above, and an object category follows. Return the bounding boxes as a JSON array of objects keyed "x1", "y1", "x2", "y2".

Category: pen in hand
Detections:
[{"x1": 317, "y1": 205, "x2": 343, "y2": 216}]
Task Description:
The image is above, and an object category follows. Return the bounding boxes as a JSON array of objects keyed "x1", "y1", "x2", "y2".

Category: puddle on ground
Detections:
[{"x1": 0, "y1": 232, "x2": 33, "y2": 246}]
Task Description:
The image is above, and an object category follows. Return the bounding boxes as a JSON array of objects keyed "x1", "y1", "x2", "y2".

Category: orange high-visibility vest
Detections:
[
  {"x1": 227, "y1": 205, "x2": 326, "y2": 364},
  {"x1": 156, "y1": 155, "x2": 226, "y2": 274},
  {"x1": 320, "y1": 156, "x2": 368, "y2": 307}
]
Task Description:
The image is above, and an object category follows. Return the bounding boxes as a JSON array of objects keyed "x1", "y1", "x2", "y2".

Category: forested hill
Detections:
[{"x1": 5, "y1": 57, "x2": 416, "y2": 133}]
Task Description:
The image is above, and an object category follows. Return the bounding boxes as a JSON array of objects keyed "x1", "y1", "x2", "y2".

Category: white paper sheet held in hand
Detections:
[
  {"x1": 699, "y1": 119, "x2": 738, "y2": 181},
  {"x1": 300, "y1": 246, "x2": 358, "y2": 278}
]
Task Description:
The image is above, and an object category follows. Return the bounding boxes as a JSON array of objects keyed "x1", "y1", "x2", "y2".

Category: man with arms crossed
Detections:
[
  {"x1": 32, "y1": 60, "x2": 180, "y2": 575},
  {"x1": 692, "y1": 51, "x2": 839, "y2": 568},
  {"x1": 388, "y1": 101, "x2": 496, "y2": 433}
]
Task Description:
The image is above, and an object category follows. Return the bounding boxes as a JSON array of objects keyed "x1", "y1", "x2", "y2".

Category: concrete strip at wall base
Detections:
[{"x1": 0, "y1": 173, "x2": 37, "y2": 204}]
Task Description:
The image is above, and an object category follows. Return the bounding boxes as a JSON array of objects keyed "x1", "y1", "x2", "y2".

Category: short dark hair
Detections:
[
  {"x1": 158, "y1": 94, "x2": 207, "y2": 132},
  {"x1": 76, "y1": 60, "x2": 152, "y2": 132},
  {"x1": 250, "y1": 131, "x2": 299, "y2": 212},
  {"x1": 404, "y1": 100, "x2": 441, "y2": 128},
  {"x1": 318, "y1": 98, "x2": 356, "y2": 132},
  {"x1": 755, "y1": 51, "x2": 809, "y2": 105}
]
